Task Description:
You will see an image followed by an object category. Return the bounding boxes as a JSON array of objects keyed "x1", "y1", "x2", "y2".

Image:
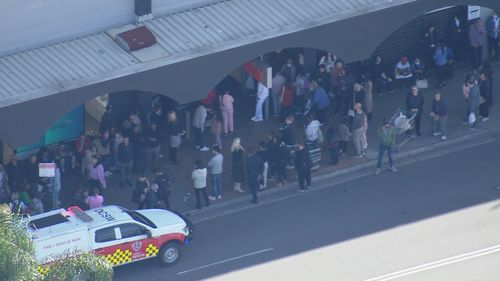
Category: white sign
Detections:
[
  {"x1": 39, "y1": 163, "x2": 56, "y2": 177},
  {"x1": 468, "y1": 5, "x2": 481, "y2": 21}
]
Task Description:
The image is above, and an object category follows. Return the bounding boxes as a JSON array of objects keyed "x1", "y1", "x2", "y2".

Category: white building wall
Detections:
[
  {"x1": 0, "y1": 0, "x2": 134, "y2": 55},
  {"x1": 0, "y1": 0, "x2": 221, "y2": 55}
]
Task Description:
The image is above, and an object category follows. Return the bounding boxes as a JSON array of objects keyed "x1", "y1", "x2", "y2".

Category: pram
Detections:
[{"x1": 390, "y1": 109, "x2": 417, "y2": 150}]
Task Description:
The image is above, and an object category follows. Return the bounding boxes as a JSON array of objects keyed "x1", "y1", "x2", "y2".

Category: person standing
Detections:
[
  {"x1": 434, "y1": 43, "x2": 448, "y2": 88},
  {"x1": 246, "y1": 147, "x2": 264, "y2": 204},
  {"x1": 280, "y1": 82, "x2": 295, "y2": 121},
  {"x1": 117, "y1": 136, "x2": 134, "y2": 188},
  {"x1": 192, "y1": 160, "x2": 210, "y2": 209},
  {"x1": 469, "y1": 19, "x2": 486, "y2": 69},
  {"x1": 479, "y1": 72, "x2": 493, "y2": 121},
  {"x1": 310, "y1": 80, "x2": 330, "y2": 124},
  {"x1": 394, "y1": 57, "x2": 413, "y2": 90},
  {"x1": 144, "y1": 184, "x2": 161, "y2": 209},
  {"x1": 99, "y1": 104, "x2": 115, "y2": 133},
  {"x1": 231, "y1": 138, "x2": 245, "y2": 193},
  {"x1": 192, "y1": 103, "x2": 209, "y2": 151},
  {"x1": 51, "y1": 163, "x2": 62, "y2": 209},
  {"x1": 362, "y1": 74, "x2": 374, "y2": 121},
  {"x1": 220, "y1": 91, "x2": 234, "y2": 135},
  {"x1": 154, "y1": 168, "x2": 171, "y2": 210},
  {"x1": 430, "y1": 92, "x2": 448, "y2": 140},
  {"x1": 351, "y1": 103, "x2": 367, "y2": 158},
  {"x1": 376, "y1": 119, "x2": 397, "y2": 175},
  {"x1": 326, "y1": 122, "x2": 340, "y2": 165},
  {"x1": 132, "y1": 173, "x2": 150, "y2": 209},
  {"x1": 305, "y1": 114, "x2": 321, "y2": 145},
  {"x1": 468, "y1": 75, "x2": 481, "y2": 129},
  {"x1": 256, "y1": 141, "x2": 269, "y2": 190},
  {"x1": 166, "y1": 111, "x2": 185, "y2": 164},
  {"x1": 271, "y1": 72, "x2": 286, "y2": 117},
  {"x1": 144, "y1": 122, "x2": 161, "y2": 169},
  {"x1": 210, "y1": 112, "x2": 223, "y2": 149},
  {"x1": 486, "y1": 11, "x2": 500, "y2": 61},
  {"x1": 88, "y1": 157, "x2": 107, "y2": 190},
  {"x1": 294, "y1": 143, "x2": 312, "y2": 192},
  {"x1": 450, "y1": 14, "x2": 466, "y2": 61},
  {"x1": 280, "y1": 58, "x2": 297, "y2": 83},
  {"x1": 252, "y1": 82, "x2": 269, "y2": 122},
  {"x1": 406, "y1": 86, "x2": 424, "y2": 136},
  {"x1": 207, "y1": 146, "x2": 223, "y2": 200}
]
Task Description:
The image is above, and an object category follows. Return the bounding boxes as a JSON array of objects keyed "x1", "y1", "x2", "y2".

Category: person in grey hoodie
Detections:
[
  {"x1": 192, "y1": 160, "x2": 209, "y2": 209},
  {"x1": 207, "y1": 146, "x2": 223, "y2": 200},
  {"x1": 192, "y1": 103, "x2": 209, "y2": 151}
]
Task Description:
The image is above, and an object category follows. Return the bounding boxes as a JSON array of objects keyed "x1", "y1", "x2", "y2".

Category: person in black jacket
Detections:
[
  {"x1": 294, "y1": 143, "x2": 313, "y2": 192},
  {"x1": 479, "y1": 72, "x2": 493, "y2": 121},
  {"x1": 154, "y1": 167, "x2": 171, "y2": 209},
  {"x1": 406, "y1": 86, "x2": 424, "y2": 136},
  {"x1": 246, "y1": 147, "x2": 264, "y2": 204},
  {"x1": 144, "y1": 122, "x2": 161, "y2": 170}
]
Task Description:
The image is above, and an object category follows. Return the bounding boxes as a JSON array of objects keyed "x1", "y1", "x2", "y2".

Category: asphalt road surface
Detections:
[{"x1": 114, "y1": 138, "x2": 500, "y2": 281}]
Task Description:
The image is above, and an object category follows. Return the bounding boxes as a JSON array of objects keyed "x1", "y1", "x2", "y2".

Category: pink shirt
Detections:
[
  {"x1": 87, "y1": 195, "x2": 104, "y2": 209},
  {"x1": 220, "y1": 94, "x2": 234, "y2": 111}
]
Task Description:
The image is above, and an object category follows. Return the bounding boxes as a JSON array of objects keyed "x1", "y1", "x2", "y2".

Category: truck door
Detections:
[{"x1": 93, "y1": 223, "x2": 158, "y2": 266}]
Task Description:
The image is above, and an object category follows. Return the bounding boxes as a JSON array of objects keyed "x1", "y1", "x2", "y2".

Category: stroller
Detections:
[{"x1": 390, "y1": 109, "x2": 417, "y2": 150}]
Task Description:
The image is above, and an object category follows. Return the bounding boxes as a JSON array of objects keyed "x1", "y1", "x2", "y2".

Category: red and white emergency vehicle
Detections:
[{"x1": 27, "y1": 205, "x2": 194, "y2": 269}]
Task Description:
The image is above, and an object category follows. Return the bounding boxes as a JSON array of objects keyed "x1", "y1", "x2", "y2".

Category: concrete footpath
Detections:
[{"x1": 61, "y1": 61, "x2": 500, "y2": 218}]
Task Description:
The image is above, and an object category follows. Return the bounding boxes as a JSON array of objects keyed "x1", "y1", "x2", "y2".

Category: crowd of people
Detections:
[{"x1": 0, "y1": 11, "x2": 498, "y2": 214}]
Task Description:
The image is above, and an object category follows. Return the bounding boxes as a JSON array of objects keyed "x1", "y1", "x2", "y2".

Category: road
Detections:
[{"x1": 114, "y1": 138, "x2": 500, "y2": 281}]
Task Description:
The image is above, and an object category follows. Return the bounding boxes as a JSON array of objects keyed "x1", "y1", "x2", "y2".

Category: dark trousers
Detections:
[
  {"x1": 488, "y1": 37, "x2": 499, "y2": 60},
  {"x1": 329, "y1": 145, "x2": 339, "y2": 165},
  {"x1": 249, "y1": 180, "x2": 259, "y2": 203},
  {"x1": 414, "y1": 113, "x2": 422, "y2": 135},
  {"x1": 161, "y1": 194, "x2": 170, "y2": 209},
  {"x1": 296, "y1": 167, "x2": 311, "y2": 190},
  {"x1": 168, "y1": 147, "x2": 178, "y2": 164},
  {"x1": 480, "y1": 103, "x2": 490, "y2": 118},
  {"x1": 195, "y1": 187, "x2": 209, "y2": 209},
  {"x1": 316, "y1": 107, "x2": 327, "y2": 124},
  {"x1": 471, "y1": 45, "x2": 483, "y2": 68},
  {"x1": 339, "y1": 141, "x2": 348, "y2": 154},
  {"x1": 377, "y1": 144, "x2": 393, "y2": 168},
  {"x1": 276, "y1": 163, "x2": 287, "y2": 183},
  {"x1": 436, "y1": 65, "x2": 446, "y2": 84},
  {"x1": 193, "y1": 127, "x2": 204, "y2": 147}
]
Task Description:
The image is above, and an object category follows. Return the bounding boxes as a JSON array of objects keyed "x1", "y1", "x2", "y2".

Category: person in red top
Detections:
[{"x1": 280, "y1": 82, "x2": 294, "y2": 120}]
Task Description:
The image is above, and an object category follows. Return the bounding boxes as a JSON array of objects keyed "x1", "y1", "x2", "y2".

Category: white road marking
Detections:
[
  {"x1": 177, "y1": 248, "x2": 274, "y2": 275},
  {"x1": 363, "y1": 244, "x2": 500, "y2": 281}
]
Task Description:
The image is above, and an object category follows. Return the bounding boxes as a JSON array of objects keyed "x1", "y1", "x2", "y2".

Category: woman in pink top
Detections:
[
  {"x1": 86, "y1": 187, "x2": 104, "y2": 209},
  {"x1": 219, "y1": 91, "x2": 234, "y2": 134}
]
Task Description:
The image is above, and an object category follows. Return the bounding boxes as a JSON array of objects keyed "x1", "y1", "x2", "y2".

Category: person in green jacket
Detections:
[{"x1": 376, "y1": 119, "x2": 397, "y2": 175}]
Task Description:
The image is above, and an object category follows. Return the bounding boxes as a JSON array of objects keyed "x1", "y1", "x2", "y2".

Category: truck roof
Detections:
[{"x1": 28, "y1": 205, "x2": 133, "y2": 239}]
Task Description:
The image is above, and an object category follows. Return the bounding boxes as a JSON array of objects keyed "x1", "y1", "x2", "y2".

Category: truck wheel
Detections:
[{"x1": 158, "y1": 242, "x2": 180, "y2": 266}]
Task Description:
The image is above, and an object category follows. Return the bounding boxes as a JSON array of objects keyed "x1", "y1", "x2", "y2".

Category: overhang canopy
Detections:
[{"x1": 0, "y1": 0, "x2": 413, "y2": 109}]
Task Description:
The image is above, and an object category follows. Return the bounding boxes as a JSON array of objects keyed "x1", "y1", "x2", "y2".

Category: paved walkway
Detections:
[{"x1": 60, "y1": 61, "x2": 500, "y2": 214}]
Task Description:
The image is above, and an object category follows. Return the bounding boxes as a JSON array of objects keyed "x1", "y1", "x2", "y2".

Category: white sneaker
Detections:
[
  {"x1": 208, "y1": 196, "x2": 216, "y2": 201},
  {"x1": 432, "y1": 132, "x2": 442, "y2": 137},
  {"x1": 482, "y1": 117, "x2": 489, "y2": 122},
  {"x1": 253, "y1": 118, "x2": 263, "y2": 122},
  {"x1": 375, "y1": 168, "x2": 381, "y2": 175},
  {"x1": 200, "y1": 146, "x2": 209, "y2": 151},
  {"x1": 217, "y1": 195, "x2": 222, "y2": 199},
  {"x1": 441, "y1": 135, "x2": 447, "y2": 140},
  {"x1": 251, "y1": 117, "x2": 257, "y2": 121},
  {"x1": 196, "y1": 145, "x2": 201, "y2": 149},
  {"x1": 389, "y1": 167, "x2": 397, "y2": 172}
]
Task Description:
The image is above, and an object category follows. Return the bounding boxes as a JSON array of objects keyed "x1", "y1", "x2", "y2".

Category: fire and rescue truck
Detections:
[{"x1": 27, "y1": 205, "x2": 194, "y2": 271}]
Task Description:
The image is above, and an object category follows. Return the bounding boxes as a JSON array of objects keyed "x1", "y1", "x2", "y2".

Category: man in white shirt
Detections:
[{"x1": 252, "y1": 82, "x2": 269, "y2": 122}]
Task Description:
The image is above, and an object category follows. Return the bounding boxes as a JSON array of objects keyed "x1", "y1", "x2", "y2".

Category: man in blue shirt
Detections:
[{"x1": 311, "y1": 79, "x2": 330, "y2": 124}]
